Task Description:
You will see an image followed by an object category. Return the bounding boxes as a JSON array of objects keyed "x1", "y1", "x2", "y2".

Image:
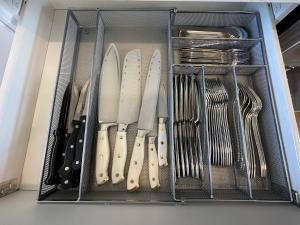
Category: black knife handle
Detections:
[
  {"x1": 72, "y1": 115, "x2": 86, "y2": 171},
  {"x1": 58, "y1": 120, "x2": 81, "y2": 189}
]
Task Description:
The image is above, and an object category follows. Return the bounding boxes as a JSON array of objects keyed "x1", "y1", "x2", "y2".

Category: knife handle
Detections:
[
  {"x1": 158, "y1": 118, "x2": 168, "y2": 167},
  {"x1": 127, "y1": 130, "x2": 147, "y2": 191},
  {"x1": 58, "y1": 120, "x2": 81, "y2": 189},
  {"x1": 112, "y1": 124, "x2": 128, "y2": 184},
  {"x1": 72, "y1": 116, "x2": 86, "y2": 171},
  {"x1": 148, "y1": 137, "x2": 160, "y2": 189},
  {"x1": 96, "y1": 125, "x2": 110, "y2": 185}
]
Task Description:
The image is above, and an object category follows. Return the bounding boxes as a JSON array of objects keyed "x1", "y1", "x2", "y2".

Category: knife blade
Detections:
[
  {"x1": 58, "y1": 79, "x2": 90, "y2": 189},
  {"x1": 96, "y1": 43, "x2": 120, "y2": 185},
  {"x1": 111, "y1": 49, "x2": 141, "y2": 184},
  {"x1": 127, "y1": 49, "x2": 162, "y2": 191},
  {"x1": 148, "y1": 117, "x2": 160, "y2": 189},
  {"x1": 44, "y1": 83, "x2": 72, "y2": 185},
  {"x1": 157, "y1": 83, "x2": 168, "y2": 167}
]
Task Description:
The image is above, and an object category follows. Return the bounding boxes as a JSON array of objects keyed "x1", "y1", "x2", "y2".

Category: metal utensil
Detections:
[
  {"x1": 127, "y1": 49, "x2": 162, "y2": 191},
  {"x1": 96, "y1": 43, "x2": 120, "y2": 185},
  {"x1": 111, "y1": 49, "x2": 142, "y2": 184}
]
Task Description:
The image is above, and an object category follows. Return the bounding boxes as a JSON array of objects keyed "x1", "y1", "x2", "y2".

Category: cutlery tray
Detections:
[{"x1": 38, "y1": 10, "x2": 292, "y2": 203}]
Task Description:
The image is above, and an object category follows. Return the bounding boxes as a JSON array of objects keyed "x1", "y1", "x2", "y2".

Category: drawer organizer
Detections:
[{"x1": 38, "y1": 9, "x2": 292, "y2": 203}]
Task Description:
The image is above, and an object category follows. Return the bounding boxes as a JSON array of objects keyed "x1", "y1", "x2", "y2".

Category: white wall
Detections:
[{"x1": 0, "y1": 0, "x2": 54, "y2": 186}]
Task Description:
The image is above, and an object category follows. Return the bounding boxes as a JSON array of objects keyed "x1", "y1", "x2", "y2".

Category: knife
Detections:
[
  {"x1": 111, "y1": 49, "x2": 141, "y2": 184},
  {"x1": 157, "y1": 83, "x2": 168, "y2": 167},
  {"x1": 58, "y1": 79, "x2": 90, "y2": 189},
  {"x1": 148, "y1": 117, "x2": 160, "y2": 189},
  {"x1": 96, "y1": 43, "x2": 120, "y2": 185},
  {"x1": 44, "y1": 83, "x2": 72, "y2": 185},
  {"x1": 127, "y1": 49, "x2": 162, "y2": 191}
]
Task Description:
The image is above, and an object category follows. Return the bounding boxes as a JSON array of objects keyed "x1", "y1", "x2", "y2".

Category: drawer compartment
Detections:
[{"x1": 38, "y1": 9, "x2": 292, "y2": 203}]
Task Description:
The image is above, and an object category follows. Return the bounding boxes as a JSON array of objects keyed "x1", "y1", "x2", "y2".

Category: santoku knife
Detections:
[
  {"x1": 111, "y1": 49, "x2": 141, "y2": 184},
  {"x1": 96, "y1": 43, "x2": 121, "y2": 185},
  {"x1": 127, "y1": 49, "x2": 162, "y2": 191},
  {"x1": 157, "y1": 83, "x2": 168, "y2": 167}
]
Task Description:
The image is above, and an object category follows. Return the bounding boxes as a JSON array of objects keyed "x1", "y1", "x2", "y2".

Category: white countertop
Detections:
[{"x1": 0, "y1": 191, "x2": 300, "y2": 225}]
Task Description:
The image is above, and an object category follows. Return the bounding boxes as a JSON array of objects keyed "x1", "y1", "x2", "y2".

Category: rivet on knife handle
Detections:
[
  {"x1": 95, "y1": 124, "x2": 112, "y2": 185},
  {"x1": 148, "y1": 137, "x2": 160, "y2": 189},
  {"x1": 127, "y1": 130, "x2": 147, "y2": 191},
  {"x1": 112, "y1": 124, "x2": 128, "y2": 184},
  {"x1": 158, "y1": 118, "x2": 168, "y2": 167}
]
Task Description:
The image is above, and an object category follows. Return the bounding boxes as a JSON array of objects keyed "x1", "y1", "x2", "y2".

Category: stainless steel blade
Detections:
[
  {"x1": 98, "y1": 43, "x2": 120, "y2": 123},
  {"x1": 117, "y1": 49, "x2": 142, "y2": 124},
  {"x1": 67, "y1": 82, "x2": 79, "y2": 131},
  {"x1": 148, "y1": 117, "x2": 158, "y2": 137},
  {"x1": 138, "y1": 49, "x2": 162, "y2": 131},
  {"x1": 158, "y1": 83, "x2": 168, "y2": 118},
  {"x1": 74, "y1": 79, "x2": 90, "y2": 121}
]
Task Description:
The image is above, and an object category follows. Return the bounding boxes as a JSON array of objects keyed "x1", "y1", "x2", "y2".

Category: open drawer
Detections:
[{"x1": 37, "y1": 8, "x2": 293, "y2": 203}]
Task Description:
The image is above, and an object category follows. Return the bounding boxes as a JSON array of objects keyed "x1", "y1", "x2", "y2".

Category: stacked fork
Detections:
[
  {"x1": 205, "y1": 78, "x2": 233, "y2": 167},
  {"x1": 238, "y1": 84, "x2": 267, "y2": 179},
  {"x1": 173, "y1": 74, "x2": 204, "y2": 180}
]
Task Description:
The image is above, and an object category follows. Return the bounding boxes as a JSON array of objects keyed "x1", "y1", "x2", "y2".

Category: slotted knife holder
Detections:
[{"x1": 38, "y1": 10, "x2": 292, "y2": 203}]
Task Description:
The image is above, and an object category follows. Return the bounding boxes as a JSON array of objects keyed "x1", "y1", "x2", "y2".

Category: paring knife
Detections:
[
  {"x1": 157, "y1": 83, "x2": 168, "y2": 167},
  {"x1": 127, "y1": 49, "x2": 162, "y2": 191},
  {"x1": 58, "y1": 79, "x2": 90, "y2": 189},
  {"x1": 96, "y1": 43, "x2": 121, "y2": 185},
  {"x1": 148, "y1": 117, "x2": 160, "y2": 189},
  {"x1": 111, "y1": 49, "x2": 141, "y2": 184},
  {"x1": 45, "y1": 83, "x2": 72, "y2": 185}
]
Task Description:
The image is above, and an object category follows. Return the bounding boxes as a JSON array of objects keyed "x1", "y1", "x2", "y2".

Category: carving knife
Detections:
[
  {"x1": 96, "y1": 43, "x2": 120, "y2": 185},
  {"x1": 127, "y1": 49, "x2": 162, "y2": 191},
  {"x1": 157, "y1": 83, "x2": 168, "y2": 167},
  {"x1": 148, "y1": 117, "x2": 160, "y2": 189},
  {"x1": 111, "y1": 49, "x2": 141, "y2": 184},
  {"x1": 58, "y1": 79, "x2": 90, "y2": 188}
]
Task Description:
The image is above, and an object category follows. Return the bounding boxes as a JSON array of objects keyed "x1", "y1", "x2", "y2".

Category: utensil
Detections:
[
  {"x1": 96, "y1": 43, "x2": 120, "y2": 185},
  {"x1": 148, "y1": 117, "x2": 160, "y2": 189},
  {"x1": 127, "y1": 49, "x2": 162, "y2": 191},
  {"x1": 58, "y1": 79, "x2": 90, "y2": 189},
  {"x1": 44, "y1": 83, "x2": 72, "y2": 185},
  {"x1": 157, "y1": 83, "x2": 168, "y2": 167},
  {"x1": 111, "y1": 49, "x2": 142, "y2": 184},
  {"x1": 178, "y1": 26, "x2": 248, "y2": 39}
]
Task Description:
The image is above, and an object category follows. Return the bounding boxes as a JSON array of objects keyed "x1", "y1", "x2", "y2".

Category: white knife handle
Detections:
[
  {"x1": 96, "y1": 126, "x2": 111, "y2": 185},
  {"x1": 112, "y1": 124, "x2": 128, "y2": 184},
  {"x1": 148, "y1": 137, "x2": 160, "y2": 189},
  {"x1": 127, "y1": 130, "x2": 147, "y2": 191},
  {"x1": 158, "y1": 118, "x2": 168, "y2": 167}
]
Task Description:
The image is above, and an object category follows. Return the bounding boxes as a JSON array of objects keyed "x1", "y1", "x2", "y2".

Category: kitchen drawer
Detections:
[{"x1": 35, "y1": 8, "x2": 294, "y2": 204}]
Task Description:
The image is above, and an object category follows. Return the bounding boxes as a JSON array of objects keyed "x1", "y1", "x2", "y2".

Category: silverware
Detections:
[
  {"x1": 177, "y1": 26, "x2": 248, "y2": 39},
  {"x1": 238, "y1": 84, "x2": 267, "y2": 178},
  {"x1": 127, "y1": 49, "x2": 162, "y2": 191},
  {"x1": 96, "y1": 43, "x2": 120, "y2": 185}
]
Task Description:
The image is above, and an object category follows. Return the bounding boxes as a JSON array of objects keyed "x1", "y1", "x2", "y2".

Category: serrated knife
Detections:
[
  {"x1": 111, "y1": 49, "x2": 141, "y2": 184},
  {"x1": 96, "y1": 43, "x2": 120, "y2": 185},
  {"x1": 127, "y1": 49, "x2": 162, "y2": 191},
  {"x1": 158, "y1": 83, "x2": 168, "y2": 167}
]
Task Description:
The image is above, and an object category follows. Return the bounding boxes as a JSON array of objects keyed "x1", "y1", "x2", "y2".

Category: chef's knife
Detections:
[
  {"x1": 58, "y1": 79, "x2": 90, "y2": 189},
  {"x1": 148, "y1": 117, "x2": 160, "y2": 189},
  {"x1": 157, "y1": 83, "x2": 168, "y2": 167},
  {"x1": 127, "y1": 49, "x2": 162, "y2": 191},
  {"x1": 111, "y1": 49, "x2": 141, "y2": 184},
  {"x1": 45, "y1": 83, "x2": 72, "y2": 185},
  {"x1": 96, "y1": 43, "x2": 120, "y2": 185}
]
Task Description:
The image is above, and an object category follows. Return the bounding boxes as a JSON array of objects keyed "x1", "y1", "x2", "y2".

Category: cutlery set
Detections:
[
  {"x1": 96, "y1": 44, "x2": 168, "y2": 191},
  {"x1": 45, "y1": 79, "x2": 90, "y2": 189},
  {"x1": 176, "y1": 26, "x2": 251, "y2": 65},
  {"x1": 173, "y1": 74, "x2": 204, "y2": 180}
]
